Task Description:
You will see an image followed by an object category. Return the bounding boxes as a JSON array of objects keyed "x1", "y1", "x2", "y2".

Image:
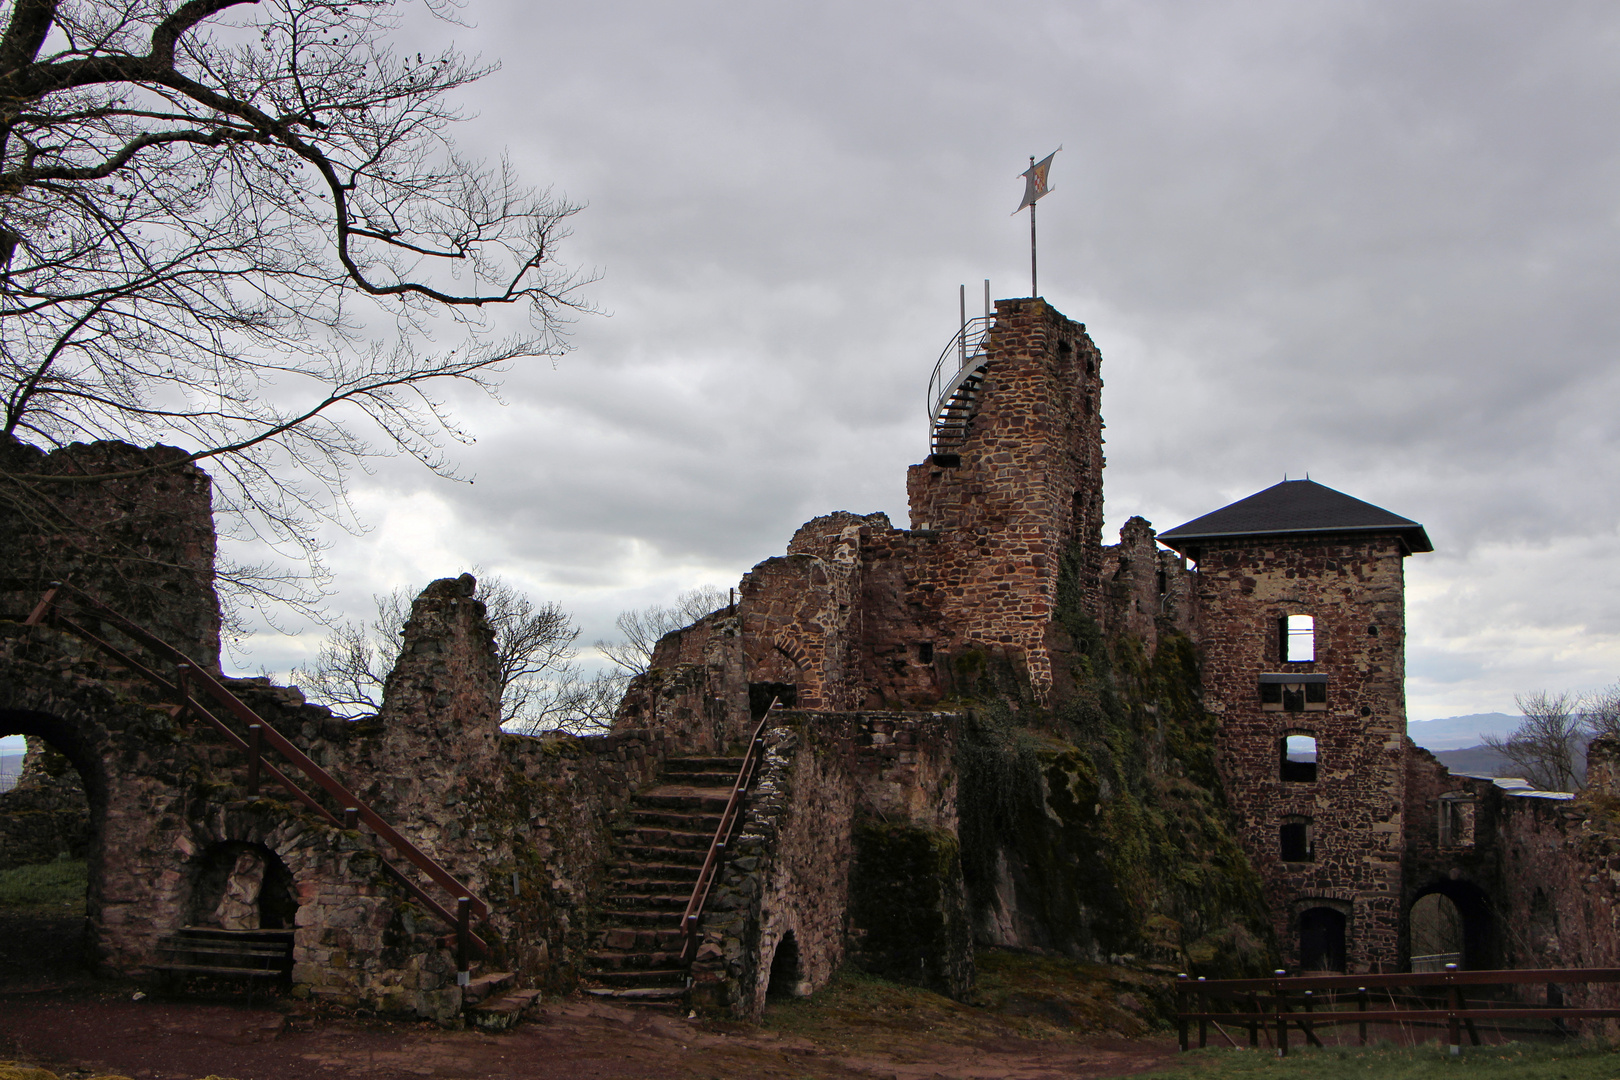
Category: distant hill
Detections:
[
  {"x1": 1406, "y1": 713, "x2": 1520, "y2": 751},
  {"x1": 0, "y1": 752, "x2": 20, "y2": 793},
  {"x1": 1432, "y1": 744, "x2": 1514, "y2": 777}
]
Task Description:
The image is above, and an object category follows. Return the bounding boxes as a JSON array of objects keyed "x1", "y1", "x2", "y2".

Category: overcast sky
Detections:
[{"x1": 212, "y1": 0, "x2": 1620, "y2": 727}]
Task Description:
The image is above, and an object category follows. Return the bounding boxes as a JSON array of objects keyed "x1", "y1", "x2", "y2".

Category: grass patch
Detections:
[
  {"x1": 0, "y1": 859, "x2": 87, "y2": 915},
  {"x1": 758, "y1": 949, "x2": 1167, "y2": 1053},
  {"x1": 1140, "y1": 1041, "x2": 1620, "y2": 1080}
]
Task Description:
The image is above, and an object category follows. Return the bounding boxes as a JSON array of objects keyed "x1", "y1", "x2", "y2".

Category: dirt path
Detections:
[{"x1": 0, "y1": 991, "x2": 1187, "y2": 1080}]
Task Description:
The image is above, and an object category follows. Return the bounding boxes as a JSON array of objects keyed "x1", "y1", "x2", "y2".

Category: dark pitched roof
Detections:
[{"x1": 1157, "y1": 479, "x2": 1432, "y2": 554}]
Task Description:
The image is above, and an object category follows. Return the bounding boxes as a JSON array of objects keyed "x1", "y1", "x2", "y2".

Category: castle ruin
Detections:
[{"x1": 3, "y1": 296, "x2": 1619, "y2": 1024}]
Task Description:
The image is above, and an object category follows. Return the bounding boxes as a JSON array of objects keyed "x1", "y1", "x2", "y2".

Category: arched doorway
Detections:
[
  {"x1": 188, "y1": 842, "x2": 298, "y2": 930},
  {"x1": 1299, "y1": 907, "x2": 1347, "y2": 972},
  {"x1": 0, "y1": 710, "x2": 109, "y2": 988},
  {"x1": 766, "y1": 930, "x2": 802, "y2": 1000},
  {"x1": 1409, "y1": 880, "x2": 1492, "y2": 970}
]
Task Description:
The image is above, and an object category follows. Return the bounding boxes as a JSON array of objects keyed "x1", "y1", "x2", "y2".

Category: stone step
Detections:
[
  {"x1": 661, "y1": 757, "x2": 746, "y2": 772},
  {"x1": 592, "y1": 927, "x2": 683, "y2": 952},
  {"x1": 582, "y1": 949, "x2": 684, "y2": 970},
  {"x1": 587, "y1": 967, "x2": 686, "y2": 988},
  {"x1": 596, "y1": 909, "x2": 685, "y2": 928},
  {"x1": 608, "y1": 862, "x2": 703, "y2": 881},
  {"x1": 461, "y1": 969, "x2": 515, "y2": 1005},
  {"x1": 582, "y1": 986, "x2": 686, "y2": 1007},
  {"x1": 633, "y1": 790, "x2": 733, "y2": 812},
  {"x1": 601, "y1": 893, "x2": 688, "y2": 911},
  {"x1": 625, "y1": 808, "x2": 724, "y2": 831},
  {"x1": 614, "y1": 844, "x2": 708, "y2": 866},
  {"x1": 652, "y1": 771, "x2": 738, "y2": 787},
  {"x1": 469, "y1": 989, "x2": 542, "y2": 1032},
  {"x1": 611, "y1": 825, "x2": 715, "y2": 849}
]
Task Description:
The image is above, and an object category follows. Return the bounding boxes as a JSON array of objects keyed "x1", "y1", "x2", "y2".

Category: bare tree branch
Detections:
[
  {"x1": 595, "y1": 585, "x2": 729, "y2": 677},
  {"x1": 0, "y1": 0, "x2": 595, "y2": 622},
  {"x1": 1484, "y1": 690, "x2": 1586, "y2": 792}
]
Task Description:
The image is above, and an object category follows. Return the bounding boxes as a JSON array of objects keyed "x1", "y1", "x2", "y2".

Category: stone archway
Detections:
[
  {"x1": 1409, "y1": 879, "x2": 1493, "y2": 970},
  {"x1": 0, "y1": 707, "x2": 114, "y2": 983}
]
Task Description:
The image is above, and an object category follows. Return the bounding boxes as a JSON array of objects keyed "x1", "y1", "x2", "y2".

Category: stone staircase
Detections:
[{"x1": 582, "y1": 754, "x2": 745, "y2": 1009}]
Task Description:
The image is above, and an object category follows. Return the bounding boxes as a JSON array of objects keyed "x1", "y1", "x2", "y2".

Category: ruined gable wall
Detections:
[
  {"x1": 1100, "y1": 516, "x2": 1198, "y2": 654},
  {"x1": 904, "y1": 299, "x2": 1104, "y2": 700},
  {"x1": 738, "y1": 544, "x2": 856, "y2": 711},
  {"x1": 618, "y1": 610, "x2": 748, "y2": 753},
  {"x1": 1194, "y1": 533, "x2": 1410, "y2": 972},
  {"x1": 1, "y1": 437, "x2": 221, "y2": 669}
]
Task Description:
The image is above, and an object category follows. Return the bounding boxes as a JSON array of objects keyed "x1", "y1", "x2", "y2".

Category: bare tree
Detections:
[
  {"x1": 1582, "y1": 681, "x2": 1620, "y2": 743},
  {"x1": 1484, "y1": 690, "x2": 1586, "y2": 792},
  {"x1": 0, "y1": 0, "x2": 591, "y2": 621},
  {"x1": 296, "y1": 574, "x2": 621, "y2": 733},
  {"x1": 596, "y1": 584, "x2": 729, "y2": 677}
]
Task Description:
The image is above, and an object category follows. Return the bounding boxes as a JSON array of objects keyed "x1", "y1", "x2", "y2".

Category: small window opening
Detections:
[
  {"x1": 1280, "y1": 614, "x2": 1315, "y2": 662},
  {"x1": 1281, "y1": 734, "x2": 1318, "y2": 782},
  {"x1": 1280, "y1": 819, "x2": 1314, "y2": 862},
  {"x1": 917, "y1": 642, "x2": 934, "y2": 664},
  {"x1": 1438, "y1": 796, "x2": 1476, "y2": 848},
  {"x1": 1156, "y1": 570, "x2": 1168, "y2": 595}
]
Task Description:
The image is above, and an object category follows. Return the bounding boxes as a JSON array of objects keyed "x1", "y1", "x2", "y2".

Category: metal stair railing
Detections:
[
  {"x1": 926, "y1": 315, "x2": 994, "y2": 449},
  {"x1": 677, "y1": 704, "x2": 776, "y2": 964},
  {"x1": 23, "y1": 581, "x2": 491, "y2": 965}
]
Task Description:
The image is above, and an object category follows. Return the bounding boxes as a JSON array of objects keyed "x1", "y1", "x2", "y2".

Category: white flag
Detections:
[{"x1": 1014, "y1": 147, "x2": 1061, "y2": 214}]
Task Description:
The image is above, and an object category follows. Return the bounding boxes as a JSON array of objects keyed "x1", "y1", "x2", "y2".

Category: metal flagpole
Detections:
[{"x1": 1029, "y1": 156, "x2": 1038, "y2": 297}]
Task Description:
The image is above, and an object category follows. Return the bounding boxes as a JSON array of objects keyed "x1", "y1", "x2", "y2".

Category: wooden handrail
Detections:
[
  {"x1": 678, "y1": 704, "x2": 776, "y2": 963},
  {"x1": 1177, "y1": 966, "x2": 1620, "y2": 1055},
  {"x1": 24, "y1": 581, "x2": 491, "y2": 951}
]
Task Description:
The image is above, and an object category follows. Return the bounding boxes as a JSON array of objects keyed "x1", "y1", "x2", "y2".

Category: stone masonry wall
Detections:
[
  {"x1": 1485, "y1": 737, "x2": 1620, "y2": 1021},
  {"x1": 1193, "y1": 533, "x2": 1412, "y2": 972},
  {"x1": 904, "y1": 298, "x2": 1105, "y2": 700},
  {"x1": 0, "y1": 437, "x2": 222, "y2": 669},
  {"x1": 687, "y1": 710, "x2": 964, "y2": 1017}
]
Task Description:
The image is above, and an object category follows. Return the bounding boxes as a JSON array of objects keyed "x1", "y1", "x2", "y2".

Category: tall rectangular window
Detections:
[{"x1": 1281, "y1": 614, "x2": 1315, "y2": 662}]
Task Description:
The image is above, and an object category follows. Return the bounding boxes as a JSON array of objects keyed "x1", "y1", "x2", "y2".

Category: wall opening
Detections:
[
  {"x1": 1279, "y1": 818, "x2": 1314, "y2": 863},
  {"x1": 766, "y1": 930, "x2": 802, "y2": 1000},
  {"x1": 749, "y1": 683, "x2": 797, "y2": 720},
  {"x1": 1280, "y1": 614, "x2": 1315, "y2": 662},
  {"x1": 189, "y1": 842, "x2": 298, "y2": 930},
  {"x1": 1299, "y1": 907, "x2": 1347, "y2": 972},
  {"x1": 1280, "y1": 734, "x2": 1318, "y2": 782},
  {"x1": 0, "y1": 713, "x2": 109, "y2": 987},
  {"x1": 1409, "y1": 880, "x2": 1493, "y2": 970}
]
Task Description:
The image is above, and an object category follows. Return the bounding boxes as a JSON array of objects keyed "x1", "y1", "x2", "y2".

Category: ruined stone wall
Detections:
[
  {"x1": 688, "y1": 710, "x2": 965, "y2": 1017},
  {"x1": 623, "y1": 609, "x2": 756, "y2": 753},
  {"x1": 0, "y1": 437, "x2": 221, "y2": 669},
  {"x1": 738, "y1": 552, "x2": 853, "y2": 711},
  {"x1": 904, "y1": 299, "x2": 1105, "y2": 700},
  {"x1": 1485, "y1": 738, "x2": 1620, "y2": 1016},
  {"x1": 1099, "y1": 516, "x2": 1198, "y2": 654},
  {"x1": 0, "y1": 573, "x2": 682, "y2": 1024},
  {"x1": 0, "y1": 739, "x2": 90, "y2": 870},
  {"x1": 1193, "y1": 533, "x2": 1411, "y2": 972},
  {"x1": 688, "y1": 715, "x2": 855, "y2": 1016}
]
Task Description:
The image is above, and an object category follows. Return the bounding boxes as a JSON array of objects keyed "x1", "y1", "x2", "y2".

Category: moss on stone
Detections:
[
  {"x1": 847, "y1": 817, "x2": 972, "y2": 999},
  {"x1": 953, "y1": 542, "x2": 1275, "y2": 978}
]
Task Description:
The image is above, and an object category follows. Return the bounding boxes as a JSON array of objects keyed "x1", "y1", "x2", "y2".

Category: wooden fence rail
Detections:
[{"x1": 1177, "y1": 965, "x2": 1620, "y2": 1056}]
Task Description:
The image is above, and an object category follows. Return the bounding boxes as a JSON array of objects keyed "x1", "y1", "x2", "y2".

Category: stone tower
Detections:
[
  {"x1": 1158, "y1": 479, "x2": 1432, "y2": 973},
  {"x1": 905, "y1": 297, "x2": 1105, "y2": 699}
]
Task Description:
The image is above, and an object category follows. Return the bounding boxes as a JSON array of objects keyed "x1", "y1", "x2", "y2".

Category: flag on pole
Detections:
[{"x1": 1014, "y1": 146, "x2": 1061, "y2": 214}]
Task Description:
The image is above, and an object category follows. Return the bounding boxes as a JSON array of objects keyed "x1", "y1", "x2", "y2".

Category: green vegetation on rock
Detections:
[{"x1": 954, "y1": 543, "x2": 1275, "y2": 977}]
